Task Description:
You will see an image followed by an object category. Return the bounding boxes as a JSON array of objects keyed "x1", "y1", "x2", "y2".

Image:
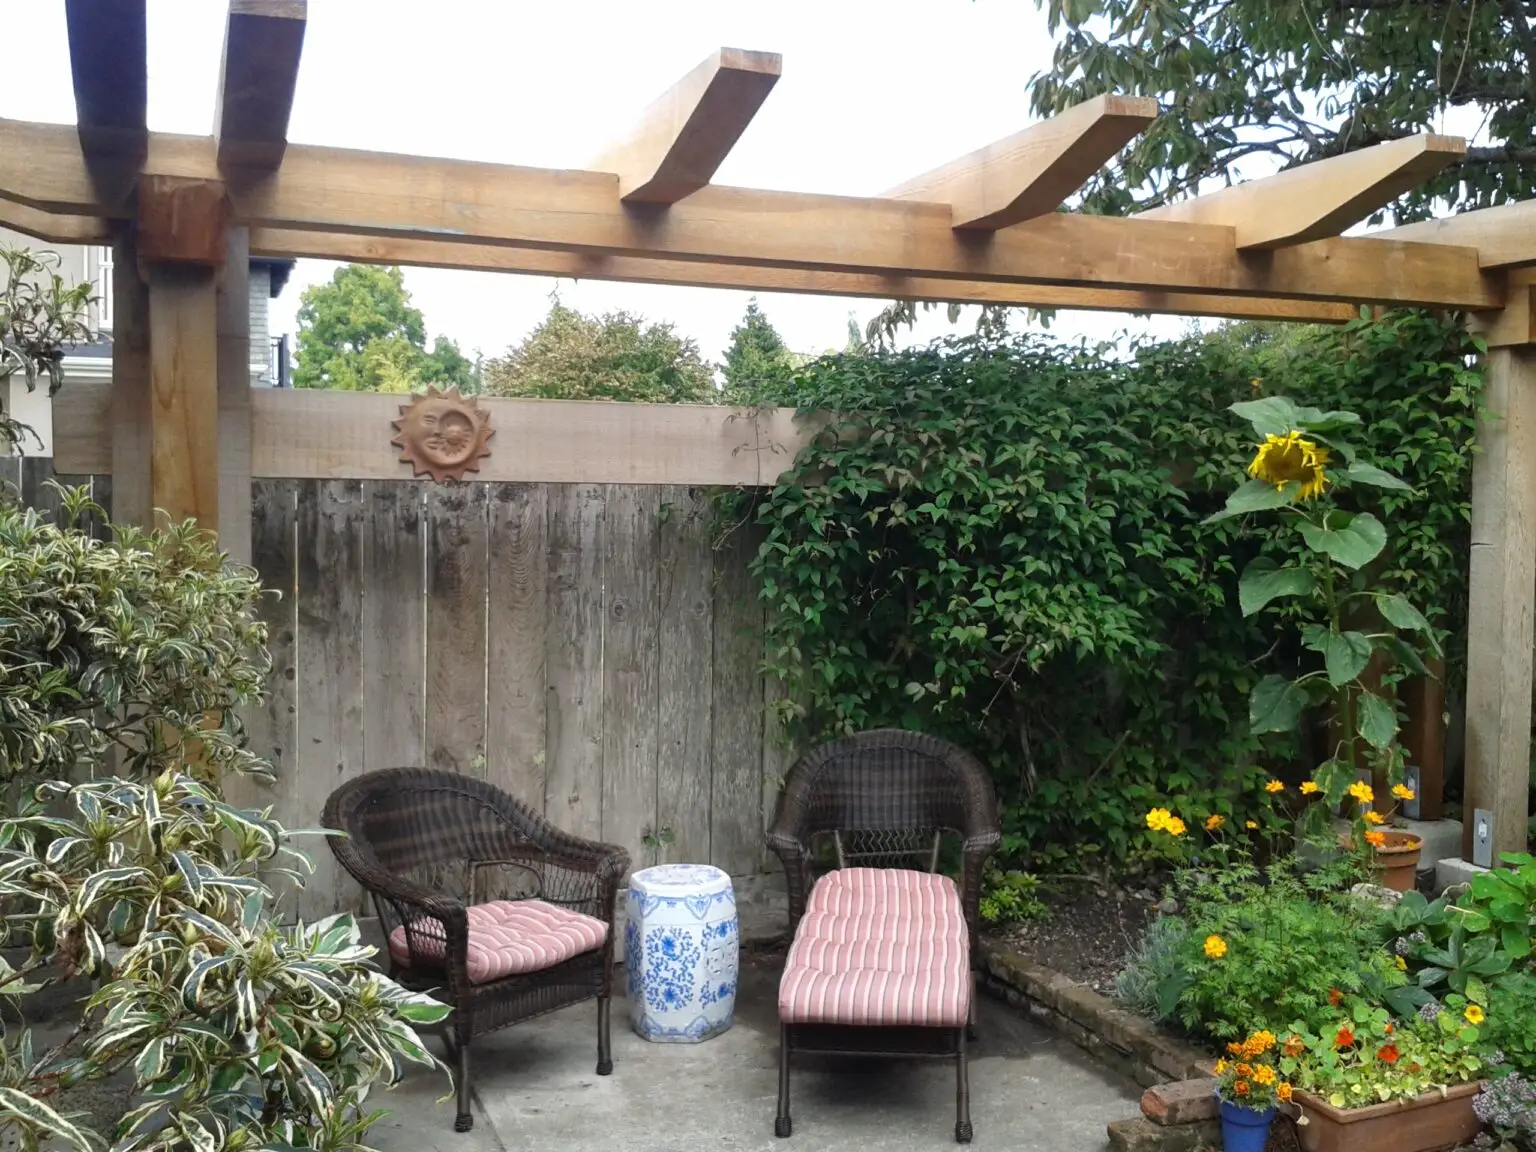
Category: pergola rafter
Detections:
[{"x1": 5, "y1": 6, "x2": 1533, "y2": 864}]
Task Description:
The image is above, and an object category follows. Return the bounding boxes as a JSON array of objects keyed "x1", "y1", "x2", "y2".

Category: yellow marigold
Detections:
[
  {"x1": 1392, "y1": 784, "x2": 1416, "y2": 801},
  {"x1": 1277, "y1": 1083, "x2": 1293, "y2": 1103},
  {"x1": 1165, "y1": 816, "x2": 1187, "y2": 837},
  {"x1": 1204, "y1": 934, "x2": 1228, "y2": 959},
  {"x1": 1205, "y1": 814, "x2": 1225, "y2": 832},
  {"x1": 1248, "y1": 431, "x2": 1330, "y2": 500},
  {"x1": 1265, "y1": 780, "x2": 1285, "y2": 793},
  {"x1": 1146, "y1": 808, "x2": 1172, "y2": 831},
  {"x1": 1254, "y1": 1065, "x2": 1277, "y2": 1086},
  {"x1": 1300, "y1": 781, "x2": 1321, "y2": 795},
  {"x1": 1249, "y1": 1030, "x2": 1277, "y2": 1053},
  {"x1": 1349, "y1": 781, "x2": 1375, "y2": 805},
  {"x1": 1245, "y1": 820, "x2": 1259, "y2": 830},
  {"x1": 1465, "y1": 1005, "x2": 1485, "y2": 1025},
  {"x1": 1363, "y1": 810, "x2": 1386, "y2": 826},
  {"x1": 1364, "y1": 830, "x2": 1388, "y2": 848},
  {"x1": 1215, "y1": 1059, "x2": 1230, "y2": 1075}
]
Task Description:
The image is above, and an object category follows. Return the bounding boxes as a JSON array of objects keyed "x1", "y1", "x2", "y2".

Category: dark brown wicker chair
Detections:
[
  {"x1": 766, "y1": 729, "x2": 1000, "y2": 1144},
  {"x1": 322, "y1": 768, "x2": 630, "y2": 1133}
]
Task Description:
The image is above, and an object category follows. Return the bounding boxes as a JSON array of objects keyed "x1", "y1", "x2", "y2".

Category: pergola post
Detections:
[{"x1": 1462, "y1": 333, "x2": 1536, "y2": 866}]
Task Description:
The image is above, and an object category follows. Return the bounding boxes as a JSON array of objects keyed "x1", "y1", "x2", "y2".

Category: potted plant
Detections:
[
  {"x1": 1279, "y1": 998, "x2": 1486, "y2": 1152},
  {"x1": 1215, "y1": 1030, "x2": 1293, "y2": 1152}
]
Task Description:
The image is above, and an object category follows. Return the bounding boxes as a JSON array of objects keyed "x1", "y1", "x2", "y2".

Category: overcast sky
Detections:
[{"x1": 3, "y1": 1, "x2": 1489, "y2": 366}]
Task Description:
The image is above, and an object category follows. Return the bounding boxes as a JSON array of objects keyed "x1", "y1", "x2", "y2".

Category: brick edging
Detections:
[{"x1": 979, "y1": 937, "x2": 1212, "y2": 1089}]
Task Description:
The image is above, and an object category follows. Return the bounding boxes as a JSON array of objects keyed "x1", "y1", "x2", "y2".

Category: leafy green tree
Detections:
[
  {"x1": 721, "y1": 297, "x2": 798, "y2": 402},
  {"x1": 483, "y1": 299, "x2": 715, "y2": 402},
  {"x1": 1028, "y1": 0, "x2": 1533, "y2": 220},
  {"x1": 293, "y1": 264, "x2": 475, "y2": 392}
]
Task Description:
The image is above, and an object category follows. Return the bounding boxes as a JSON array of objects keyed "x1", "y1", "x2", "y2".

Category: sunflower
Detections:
[{"x1": 1247, "y1": 431, "x2": 1331, "y2": 500}]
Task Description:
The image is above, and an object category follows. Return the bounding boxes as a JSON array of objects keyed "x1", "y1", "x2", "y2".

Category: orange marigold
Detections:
[
  {"x1": 1234, "y1": 1080, "x2": 1251, "y2": 1097},
  {"x1": 1227, "y1": 1042, "x2": 1244, "y2": 1056},
  {"x1": 1283, "y1": 1035, "x2": 1305, "y2": 1058},
  {"x1": 1235, "y1": 1063, "x2": 1254, "y2": 1078},
  {"x1": 1277, "y1": 1083, "x2": 1293, "y2": 1103},
  {"x1": 1365, "y1": 830, "x2": 1388, "y2": 848}
]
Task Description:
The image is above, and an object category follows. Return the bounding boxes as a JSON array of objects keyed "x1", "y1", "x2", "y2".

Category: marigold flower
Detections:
[
  {"x1": 1235, "y1": 1062, "x2": 1254, "y2": 1078},
  {"x1": 1254, "y1": 1065, "x2": 1277, "y2": 1086},
  {"x1": 1328, "y1": 987, "x2": 1343, "y2": 1006},
  {"x1": 1265, "y1": 780, "x2": 1285, "y2": 793},
  {"x1": 1384, "y1": 1023, "x2": 1393, "y2": 1034},
  {"x1": 1363, "y1": 810, "x2": 1386, "y2": 825},
  {"x1": 1300, "y1": 781, "x2": 1321, "y2": 795},
  {"x1": 1465, "y1": 1005, "x2": 1485, "y2": 1025},
  {"x1": 1245, "y1": 820, "x2": 1258, "y2": 830},
  {"x1": 1248, "y1": 431, "x2": 1330, "y2": 500},
  {"x1": 1234, "y1": 1080, "x2": 1251, "y2": 1097},
  {"x1": 1227, "y1": 1042, "x2": 1244, "y2": 1056},
  {"x1": 1215, "y1": 1059, "x2": 1230, "y2": 1075},
  {"x1": 1165, "y1": 816, "x2": 1187, "y2": 837},
  {"x1": 1391, "y1": 784, "x2": 1416, "y2": 801},
  {"x1": 1349, "y1": 781, "x2": 1374, "y2": 805},
  {"x1": 1248, "y1": 1030, "x2": 1276, "y2": 1054},
  {"x1": 1277, "y1": 1083, "x2": 1293, "y2": 1103},
  {"x1": 1377, "y1": 1044, "x2": 1400, "y2": 1064},
  {"x1": 1335, "y1": 1025, "x2": 1356, "y2": 1049},
  {"x1": 1205, "y1": 814, "x2": 1225, "y2": 831},
  {"x1": 1146, "y1": 808, "x2": 1172, "y2": 831},
  {"x1": 1204, "y1": 935, "x2": 1228, "y2": 959},
  {"x1": 1365, "y1": 830, "x2": 1388, "y2": 848},
  {"x1": 1284, "y1": 1034, "x2": 1305, "y2": 1058}
]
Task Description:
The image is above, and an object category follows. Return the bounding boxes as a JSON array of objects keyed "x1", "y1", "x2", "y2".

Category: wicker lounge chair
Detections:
[
  {"x1": 322, "y1": 768, "x2": 629, "y2": 1133},
  {"x1": 766, "y1": 729, "x2": 1000, "y2": 1144}
]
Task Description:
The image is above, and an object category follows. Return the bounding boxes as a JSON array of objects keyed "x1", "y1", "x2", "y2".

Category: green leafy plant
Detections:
[
  {"x1": 0, "y1": 245, "x2": 94, "y2": 453},
  {"x1": 1462, "y1": 852, "x2": 1536, "y2": 963},
  {"x1": 1484, "y1": 972, "x2": 1536, "y2": 1078},
  {"x1": 977, "y1": 866, "x2": 1048, "y2": 926},
  {"x1": 1113, "y1": 916, "x2": 1190, "y2": 1020}
]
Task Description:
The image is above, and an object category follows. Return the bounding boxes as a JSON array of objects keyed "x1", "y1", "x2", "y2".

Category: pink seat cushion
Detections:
[
  {"x1": 778, "y1": 868, "x2": 971, "y2": 1028},
  {"x1": 388, "y1": 899, "x2": 607, "y2": 985}
]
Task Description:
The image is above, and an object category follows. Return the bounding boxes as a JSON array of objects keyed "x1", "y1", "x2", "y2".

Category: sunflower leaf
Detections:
[
  {"x1": 1229, "y1": 397, "x2": 1302, "y2": 438},
  {"x1": 1356, "y1": 692, "x2": 1399, "y2": 750},
  {"x1": 1342, "y1": 462, "x2": 1411, "y2": 491},
  {"x1": 1379, "y1": 593, "x2": 1432, "y2": 633},
  {"x1": 1297, "y1": 512, "x2": 1386, "y2": 569},
  {"x1": 1290, "y1": 405, "x2": 1363, "y2": 432},
  {"x1": 1321, "y1": 631, "x2": 1372, "y2": 686},
  {"x1": 1250, "y1": 674, "x2": 1306, "y2": 734},
  {"x1": 1238, "y1": 558, "x2": 1316, "y2": 616},
  {"x1": 1206, "y1": 479, "x2": 1297, "y2": 523}
]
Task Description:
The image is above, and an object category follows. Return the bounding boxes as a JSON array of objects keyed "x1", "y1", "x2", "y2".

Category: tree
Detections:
[
  {"x1": 292, "y1": 264, "x2": 476, "y2": 392},
  {"x1": 483, "y1": 299, "x2": 716, "y2": 403},
  {"x1": 1027, "y1": 0, "x2": 1533, "y2": 221},
  {"x1": 720, "y1": 297, "x2": 799, "y2": 402}
]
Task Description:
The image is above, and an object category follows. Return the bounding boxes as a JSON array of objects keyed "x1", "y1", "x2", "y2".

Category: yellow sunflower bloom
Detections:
[
  {"x1": 1265, "y1": 780, "x2": 1285, "y2": 794},
  {"x1": 1146, "y1": 808, "x2": 1172, "y2": 831},
  {"x1": 1205, "y1": 814, "x2": 1225, "y2": 831},
  {"x1": 1300, "y1": 781, "x2": 1321, "y2": 795},
  {"x1": 1465, "y1": 1005, "x2": 1485, "y2": 1025},
  {"x1": 1348, "y1": 781, "x2": 1375, "y2": 805},
  {"x1": 1248, "y1": 431, "x2": 1331, "y2": 500},
  {"x1": 1204, "y1": 934, "x2": 1228, "y2": 959},
  {"x1": 1392, "y1": 784, "x2": 1416, "y2": 801}
]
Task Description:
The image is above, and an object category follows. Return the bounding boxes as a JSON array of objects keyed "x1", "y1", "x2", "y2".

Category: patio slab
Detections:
[{"x1": 368, "y1": 949, "x2": 1140, "y2": 1151}]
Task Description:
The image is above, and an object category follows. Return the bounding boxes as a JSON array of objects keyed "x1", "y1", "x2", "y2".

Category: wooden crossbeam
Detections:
[
  {"x1": 0, "y1": 198, "x2": 111, "y2": 244},
  {"x1": 1373, "y1": 199, "x2": 1536, "y2": 270},
  {"x1": 249, "y1": 226, "x2": 1357, "y2": 324},
  {"x1": 216, "y1": 0, "x2": 309, "y2": 174},
  {"x1": 884, "y1": 94, "x2": 1157, "y2": 231},
  {"x1": 64, "y1": 0, "x2": 148, "y2": 204},
  {"x1": 592, "y1": 48, "x2": 780, "y2": 204},
  {"x1": 0, "y1": 117, "x2": 1500, "y2": 309},
  {"x1": 1141, "y1": 134, "x2": 1466, "y2": 249}
]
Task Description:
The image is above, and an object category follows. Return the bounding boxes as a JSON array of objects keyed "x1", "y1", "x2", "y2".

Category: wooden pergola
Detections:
[{"x1": 4, "y1": 1, "x2": 1532, "y2": 863}]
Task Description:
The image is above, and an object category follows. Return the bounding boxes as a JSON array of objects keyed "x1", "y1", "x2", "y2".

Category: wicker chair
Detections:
[
  {"x1": 322, "y1": 768, "x2": 630, "y2": 1133},
  {"x1": 766, "y1": 729, "x2": 1000, "y2": 1144}
]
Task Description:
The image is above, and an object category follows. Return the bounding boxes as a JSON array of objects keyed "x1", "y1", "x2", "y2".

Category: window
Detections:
[{"x1": 90, "y1": 245, "x2": 114, "y2": 331}]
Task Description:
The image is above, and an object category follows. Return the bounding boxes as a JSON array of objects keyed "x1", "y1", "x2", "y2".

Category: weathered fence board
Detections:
[{"x1": 11, "y1": 460, "x2": 788, "y2": 918}]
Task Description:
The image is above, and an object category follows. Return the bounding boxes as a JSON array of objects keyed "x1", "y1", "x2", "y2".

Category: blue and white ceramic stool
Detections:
[{"x1": 625, "y1": 863, "x2": 739, "y2": 1043}]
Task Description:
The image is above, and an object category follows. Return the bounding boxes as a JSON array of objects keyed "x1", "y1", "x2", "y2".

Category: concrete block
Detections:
[
  {"x1": 1142, "y1": 1079, "x2": 1220, "y2": 1126},
  {"x1": 1434, "y1": 856, "x2": 1488, "y2": 893},
  {"x1": 1400, "y1": 819, "x2": 1462, "y2": 864},
  {"x1": 1108, "y1": 1116, "x2": 1221, "y2": 1152}
]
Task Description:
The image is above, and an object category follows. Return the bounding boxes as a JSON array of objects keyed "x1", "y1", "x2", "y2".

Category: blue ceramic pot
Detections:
[{"x1": 1219, "y1": 1098, "x2": 1276, "y2": 1152}]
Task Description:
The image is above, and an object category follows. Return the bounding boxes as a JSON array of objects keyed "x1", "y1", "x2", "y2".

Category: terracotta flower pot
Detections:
[
  {"x1": 1370, "y1": 830, "x2": 1423, "y2": 893},
  {"x1": 1291, "y1": 1082, "x2": 1481, "y2": 1152}
]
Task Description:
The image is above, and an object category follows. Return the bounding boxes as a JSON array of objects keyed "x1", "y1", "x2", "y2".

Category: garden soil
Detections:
[{"x1": 996, "y1": 880, "x2": 1154, "y2": 993}]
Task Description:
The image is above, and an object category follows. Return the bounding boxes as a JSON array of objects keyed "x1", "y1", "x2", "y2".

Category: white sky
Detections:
[{"x1": 2, "y1": 1, "x2": 1492, "y2": 365}]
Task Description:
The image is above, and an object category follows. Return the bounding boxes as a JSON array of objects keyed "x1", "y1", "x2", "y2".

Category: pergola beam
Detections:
[
  {"x1": 0, "y1": 198, "x2": 111, "y2": 245},
  {"x1": 248, "y1": 225, "x2": 1359, "y2": 324},
  {"x1": 884, "y1": 94, "x2": 1158, "y2": 231},
  {"x1": 1141, "y1": 134, "x2": 1466, "y2": 250},
  {"x1": 63, "y1": 0, "x2": 148, "y2": 204},
  {"x1": 215, "y1": 0, "x2": 309, "y2": 174},
  {"x1": 591, "y1": 48, "x2": 780, "y2": 204},
  {"x1": 0, "y1": 118, "x2": 1500, "y2": 309},
  {"x1": 1372, "y1": 199, "x2": 1536, "y2": 270}
]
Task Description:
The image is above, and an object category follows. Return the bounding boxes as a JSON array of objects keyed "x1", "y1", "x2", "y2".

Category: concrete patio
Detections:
[{"x1": 367, "y1": 948, "x2": 1140, "y2": 1152}]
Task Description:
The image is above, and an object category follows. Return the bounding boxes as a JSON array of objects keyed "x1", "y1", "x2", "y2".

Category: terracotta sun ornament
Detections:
[{"x1": 390, "y1": 386, "x2": 495, "y2": 482}]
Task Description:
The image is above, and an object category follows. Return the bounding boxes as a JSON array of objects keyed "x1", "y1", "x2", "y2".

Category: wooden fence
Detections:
[{"x1": 5, "y1": 457, "x2": 791, "y2": 920}]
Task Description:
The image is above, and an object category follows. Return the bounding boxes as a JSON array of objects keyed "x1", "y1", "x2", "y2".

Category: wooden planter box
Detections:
[{"x1": 1291, "y1": 1082, "x2": 1482, "y2": 1152}]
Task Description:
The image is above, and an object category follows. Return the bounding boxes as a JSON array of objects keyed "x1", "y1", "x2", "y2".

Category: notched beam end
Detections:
[
  {"x1": 215, "y1": 0, "x2": 309, "y2": 176},
  {"x1": 137, "y1": 175, "x2": 232, "y2": 268}
]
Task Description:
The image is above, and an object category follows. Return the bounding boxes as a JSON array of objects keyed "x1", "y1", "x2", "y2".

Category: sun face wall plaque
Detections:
[{"x1": 390, "y1": 386, "x2": 495, "y2": 482}]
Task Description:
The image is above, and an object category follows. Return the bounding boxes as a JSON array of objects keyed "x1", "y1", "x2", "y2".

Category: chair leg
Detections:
[
  {"x1": 955, "y1": 1027, "x2": 972, "y2": 1144},
  {"x1": 967, "y1": 973, "x2": 978, "y2": 1043},
  {"x1": 454, "y1": 1035, "x2": 474, "y2": 1133},
  {"x1": 775, "y1": 1024, "x2": 792, "y2": 1138},
  {"x1": 596, "y1": 995, "x2": 614, "y2": 1076}
]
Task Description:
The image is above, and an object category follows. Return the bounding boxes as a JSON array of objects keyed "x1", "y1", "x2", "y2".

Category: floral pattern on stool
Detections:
[{"x1": 625, "y1": 863, "x2": 738, "y2": 1043}]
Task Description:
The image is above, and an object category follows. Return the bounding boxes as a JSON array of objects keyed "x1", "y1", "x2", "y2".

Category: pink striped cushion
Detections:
[
  {"x1": 388, "y1": 900, "x2": 607, "y2": 985},
  {"x1": 778, "y1": 868, "x2": 971, "y2": 1027}
]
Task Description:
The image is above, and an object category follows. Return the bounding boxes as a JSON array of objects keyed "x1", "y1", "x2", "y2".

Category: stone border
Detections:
[{"x1": 979, "y1": 937, "x2": 1212, "y2": 1089}]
